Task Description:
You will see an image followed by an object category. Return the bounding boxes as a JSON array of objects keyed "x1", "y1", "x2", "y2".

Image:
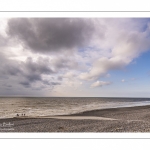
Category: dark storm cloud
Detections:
[
  {"x1": 18, "y1": 57, "x2": 57, "y2": 87},
  {"x1": 42, "y1": 80, "x2": 60, "y2": 86},
  {"x1": 24, "y1": 73, "x2": 41, "y2": 82},
  {"x1": 0, "y1": 54, "x2": 22, "y2": 77},
  {"x1": 20, "y1": 79, "x2": 60, "y2": 89},
  {"x1": 19, "y1": 81, "x2": 31, "y2": 88},
  {"x1": 1, "y1": 54, "x2": 66, "y2": 92},
  {"x1": 3, "y1": 64, "x2": 22, "y2": 76},
  {"x1": 0, "y1": 52, "x2": 79, "y2": 91},
  {"x1": 7, "y1": 18, "x2": 95, "y2": 53},
  {"x1": 24, "y1": 57, "x2": 54, "y2": 74}
]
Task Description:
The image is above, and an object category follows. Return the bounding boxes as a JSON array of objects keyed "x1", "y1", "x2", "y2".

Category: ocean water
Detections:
[{"x1": 0, "y1": 97, "x2": 150, "y2": 118}]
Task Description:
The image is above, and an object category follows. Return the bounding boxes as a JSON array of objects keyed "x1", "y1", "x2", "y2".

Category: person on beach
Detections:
[{"x1": 16, "y1": 114, "x2": 19, "y2": 117}]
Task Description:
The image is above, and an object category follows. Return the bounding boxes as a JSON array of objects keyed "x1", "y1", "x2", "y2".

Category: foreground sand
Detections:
[{"x1": 1, "y1": 105, "x2": 150, "y2": 132}]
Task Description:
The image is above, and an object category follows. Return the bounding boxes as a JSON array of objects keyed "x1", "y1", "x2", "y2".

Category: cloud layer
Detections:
[
  {"x1": 7, "y1": 18, "x2": 95, "y2": 53},
  {"x1": 0, "y1": 18, "x2": 150, "y2": 96},
  {"x1": 79, "y1": 19, "x2": 150, "y2": 82}
]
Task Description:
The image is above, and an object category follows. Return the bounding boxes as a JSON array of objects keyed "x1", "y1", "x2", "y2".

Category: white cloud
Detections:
[
  {"x1": 79, "y1": 19, "x2": 150, "y2": 81},
  {"x1": 91, "y1": 80, "x2": 112, "y2": 88},
  {"x1": 63, "y1": 71, "x2": 76, "y2": 78},
  {"x1": 0, "y1": 18, "x2": 8, "y2": 38},
  {"x1": 121, "y1": 79, "x2": 125, "y2": 82},
  {"x1": 79, "y1": 56, "x2": 128, "y2": 80}
]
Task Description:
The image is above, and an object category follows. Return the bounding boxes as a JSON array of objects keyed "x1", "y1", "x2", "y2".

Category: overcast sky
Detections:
[{"x1": 0, "y1": 18, "x2": 150, "y2": 97}]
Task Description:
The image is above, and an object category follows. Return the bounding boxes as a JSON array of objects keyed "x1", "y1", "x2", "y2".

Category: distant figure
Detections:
[
  {"x1": 22, "y1": 114, "x2": 23, "y2": 116},
  {"x1": 17, "y1": 114, "x2": 19, "y2": 117},
  {"x1": 24, "y1": 114, "x2": 25, "y2": 116}
]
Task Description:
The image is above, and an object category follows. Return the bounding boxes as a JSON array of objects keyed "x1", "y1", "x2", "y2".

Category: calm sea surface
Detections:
[{"x1": 0, "y1": 97, "x2": 150, "y2": 118}]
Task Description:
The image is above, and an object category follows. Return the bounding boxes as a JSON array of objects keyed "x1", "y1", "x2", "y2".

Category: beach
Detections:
[{"x1": 1, "y1": 105, "x2": 150, "y2": 132}]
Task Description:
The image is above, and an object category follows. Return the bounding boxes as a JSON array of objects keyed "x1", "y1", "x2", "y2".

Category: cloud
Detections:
[
  {"x1": 1, "y1": 18, "x2": 150, "y2": 96},
  {"x1": 0, "y1": 54, "x2": 61, "y2": 90},
  {"x1": 91, "y1": 80, "x2": 112, "y2": 88},
  {"x1": 7, "y1": 18, "x2": 150, "y2": 83},
  {"x1": 79, "y1": 19, "x2": 150, "y2": 81},
  {"x1": 7, "y1": 18, "x2": 96, "y2": 53},
  {"x1": 50, "y1": 55, "x2": 78, "y2": 71},
  {"x1": 121, "y1": 78, "x2": 136, "y2": 83},
  {"x1": 80, "y1": 57, "x2": 128, "y2": 80},
  {"x1": 131, "y1": 78, "x2": 136, "y2": 81},
  {"x1": 0, "y1": 34, "x2": 7, "y2": 47},
  {"x1": 121, "y1": 79, "x2": 125, "y2": 82},
  {"x1": 23, "y1": 57, "x2": 54, "y2": 75},
  {"x1": 17, "y1": 57, "x2": 63, "y2": 88},
  {"x1": 63, "y1": 71, "x2": 76, "y2": 78},
  {"x1": 19, "y1": 81, "x2": 31, "y2": 88}
]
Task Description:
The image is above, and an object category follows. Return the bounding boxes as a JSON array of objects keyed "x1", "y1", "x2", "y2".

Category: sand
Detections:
[{"x1": 1, "y1": 105, "x2": 150, "y2": 132}]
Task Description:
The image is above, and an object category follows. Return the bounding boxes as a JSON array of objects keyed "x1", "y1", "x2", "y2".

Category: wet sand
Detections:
[{"x1": 1, "y1": 105, "x2": 150, "y2": 132}]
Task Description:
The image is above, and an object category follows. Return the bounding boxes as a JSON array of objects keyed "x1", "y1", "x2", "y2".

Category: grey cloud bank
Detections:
[{"x1": 7, "y1": 18, "x2": 95, "y2": 53}]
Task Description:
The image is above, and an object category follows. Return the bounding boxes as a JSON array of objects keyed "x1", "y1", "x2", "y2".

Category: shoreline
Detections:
[
  {"x1": 70, "y1": 104, "x2": 150, "y2": 116},
  {"x1": 0, "y1": 104, "x2": 150, "y2": 120},
  {"x1": 1, "y1": 105, "x2": 150, "y2": 132}
]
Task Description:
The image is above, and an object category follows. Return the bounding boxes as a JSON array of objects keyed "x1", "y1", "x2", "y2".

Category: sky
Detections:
[{"x1": 0, "y1": 18, "x2": 150, "y2": 97}]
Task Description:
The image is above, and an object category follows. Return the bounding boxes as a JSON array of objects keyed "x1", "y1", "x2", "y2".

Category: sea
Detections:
[{"x1": 0, "y1": 97, "x2": 150, "y2": 118}]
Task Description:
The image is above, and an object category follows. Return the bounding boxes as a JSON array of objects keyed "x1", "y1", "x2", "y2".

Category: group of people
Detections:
[{"x1": 16, "y1": 114, "x2": 25, "y2": 117}]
